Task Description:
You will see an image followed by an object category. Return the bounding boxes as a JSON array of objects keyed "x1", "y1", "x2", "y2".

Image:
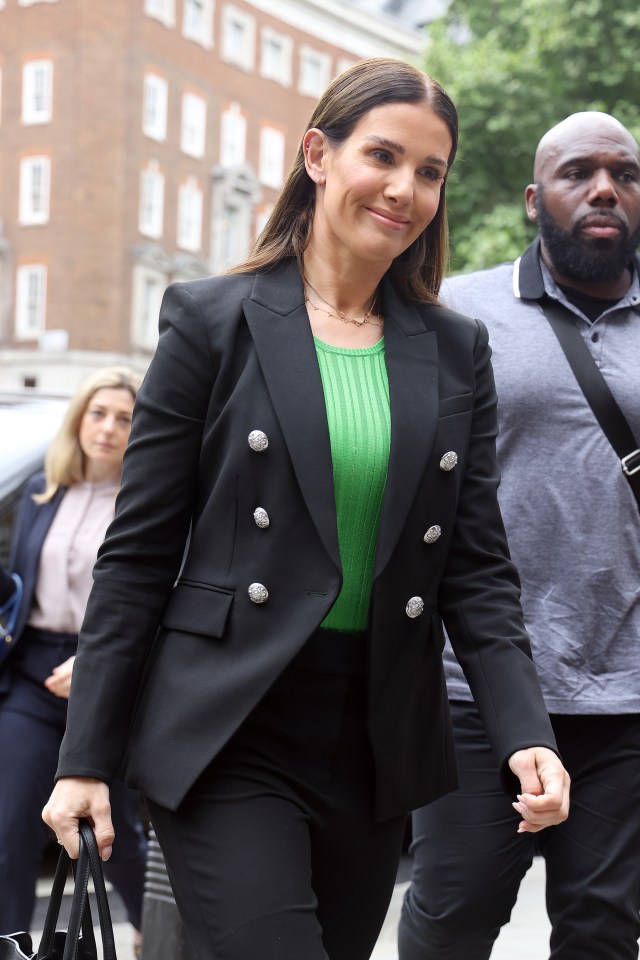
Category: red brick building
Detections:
[{"x1": 0, "y1": 0, "x2": 422, "y2": 392}]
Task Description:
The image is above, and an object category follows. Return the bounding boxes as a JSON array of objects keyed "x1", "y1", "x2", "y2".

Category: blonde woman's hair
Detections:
[
  {"x1": 228, "y1": 57, "x2": 459, "y2": 303},
  {"x1": 34, "y1": 366, "x2": 142, "y2": 504}
]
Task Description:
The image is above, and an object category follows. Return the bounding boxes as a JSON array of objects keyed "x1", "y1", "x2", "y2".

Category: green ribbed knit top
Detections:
[{"x1": 314, "y1": 336, "x2": 390, "y2": 632}]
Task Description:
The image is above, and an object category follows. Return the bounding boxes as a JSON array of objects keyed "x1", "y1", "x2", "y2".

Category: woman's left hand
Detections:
[
  {"x1": 508, "y1": 746, "x2": 570, "y2": 833},
  {"x1": 44, "y1": 655, "x2": 76, "y2": 699}
]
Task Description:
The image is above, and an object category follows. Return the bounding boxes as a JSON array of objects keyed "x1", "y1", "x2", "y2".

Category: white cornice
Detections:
[{"x1": 242, "y1": 0, "x2": 424, "y2": 59}]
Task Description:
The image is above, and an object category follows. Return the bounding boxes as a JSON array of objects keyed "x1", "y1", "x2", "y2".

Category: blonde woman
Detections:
[{"x1": 0, "y1": 367, "x2": 146, "y2": 952}]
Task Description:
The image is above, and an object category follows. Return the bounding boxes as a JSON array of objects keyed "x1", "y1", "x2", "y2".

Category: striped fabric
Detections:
[{"x1": 314, "y1": 336, "x2": 390, "y2": 633}]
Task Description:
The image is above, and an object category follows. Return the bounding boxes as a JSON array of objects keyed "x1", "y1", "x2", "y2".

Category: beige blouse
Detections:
[{"x1": 28, "y1": 480, "x2": 117, "y2": 635}]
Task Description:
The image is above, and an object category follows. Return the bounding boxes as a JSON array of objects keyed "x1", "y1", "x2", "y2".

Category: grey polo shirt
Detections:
[{"x1": 440, "y1": 239, "x2": 640, "y2": 714}]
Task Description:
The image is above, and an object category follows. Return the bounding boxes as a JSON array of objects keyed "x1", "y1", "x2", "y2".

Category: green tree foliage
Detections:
[{"x1": 424, "y1": 0, "x2": 640, "y2": 273}]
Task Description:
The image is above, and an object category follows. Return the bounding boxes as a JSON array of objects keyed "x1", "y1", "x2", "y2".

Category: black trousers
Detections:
[
  {"x1": 147, "y1": 629, "x2": 407, "y2": 960},
  {"x1": 399, "y1": 700, "x2": 640, "y2": 960},
  {"x1": 0, "y1": 627, "x2": 148, "y2": 934}
]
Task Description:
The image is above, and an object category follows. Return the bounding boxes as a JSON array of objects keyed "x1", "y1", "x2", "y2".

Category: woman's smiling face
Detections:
[{"x1": 306, "y1": 100, "x2": 452, "y2": 270}]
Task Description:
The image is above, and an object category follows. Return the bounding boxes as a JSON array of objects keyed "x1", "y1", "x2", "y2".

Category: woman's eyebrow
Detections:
[{"x1": 363, "y1": 135, "x2": 448, "y2": 169}]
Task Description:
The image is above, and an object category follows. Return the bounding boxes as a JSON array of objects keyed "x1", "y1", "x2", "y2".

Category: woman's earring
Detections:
[{"x1": 318, "y1": 176, "x2": 325, "y2": 185}]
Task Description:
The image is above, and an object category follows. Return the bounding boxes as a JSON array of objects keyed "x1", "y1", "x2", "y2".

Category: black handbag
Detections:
[
  {"x1": 0, "y1": 819, "x2": 117, "y2": 960},
  {"x1": 543, "y1": 298, "x2": 640, "y2": 514}
]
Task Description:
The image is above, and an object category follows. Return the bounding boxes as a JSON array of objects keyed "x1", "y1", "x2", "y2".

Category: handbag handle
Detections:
[
  {"x1": 63, "y1": 821, "x2": 116, "y2": 960},
  {"x1": 74, "y1": 821, "x2": 117, "y2": 960},
  {"x1": 37, "y1": 820, "x2": 116, "y2": 960},
  {"x1": 37, "y1": 834, "x2": 95, "y2": 960}
]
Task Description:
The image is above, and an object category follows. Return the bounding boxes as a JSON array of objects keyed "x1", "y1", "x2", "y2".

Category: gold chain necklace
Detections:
[{"x1": 303, "y1": 276, "x2": 382, "y2": 327}]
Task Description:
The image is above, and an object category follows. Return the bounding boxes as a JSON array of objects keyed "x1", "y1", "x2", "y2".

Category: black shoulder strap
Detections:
[{"x1": 541, "y1": 298, "x2": 640, "y2": 512}]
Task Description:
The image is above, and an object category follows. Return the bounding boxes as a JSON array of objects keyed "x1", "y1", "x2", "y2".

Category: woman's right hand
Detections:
[{"x1": 42, "y1": 777, "x2": 114, "y2": 860}]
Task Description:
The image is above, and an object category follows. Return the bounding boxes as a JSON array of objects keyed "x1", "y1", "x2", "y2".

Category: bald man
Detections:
[{"x1": 399, "y1": 112, "x2": 640, "y2": 960}]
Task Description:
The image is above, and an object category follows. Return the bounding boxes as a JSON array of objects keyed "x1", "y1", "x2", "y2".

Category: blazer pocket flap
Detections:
[
  {"x1": 161, "y1": 581, "x2": 234, "y2": 638},
  {"x1": 438, "y1": 392, "x2": 473, "y2": 418}
]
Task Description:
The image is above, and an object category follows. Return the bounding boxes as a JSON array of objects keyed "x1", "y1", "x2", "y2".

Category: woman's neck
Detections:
[
  {"x1": 302, "y1": 247, "x2": 386, "y2": 318},
  {"x1": 83, "y1": 461, "x2": 120, "y2": 485},
  {"x1": 302, "y1": 249, "x2": 386, "y2": 348}
]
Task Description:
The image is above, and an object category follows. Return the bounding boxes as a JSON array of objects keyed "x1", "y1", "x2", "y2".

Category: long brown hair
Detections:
[{"x1": 229, "y1": 57, "x2": 458, "y2": 302}]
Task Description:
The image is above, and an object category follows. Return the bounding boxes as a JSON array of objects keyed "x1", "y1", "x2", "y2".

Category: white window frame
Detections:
[
  {"x1": 221, "y1": 5, "x2": 256, "y2": 72},
  {"x1": 299, "y1": 46, "x2": 331, "y2": 99},
  {"x1": 182, "y1": 0, "x2": 214, "y2": 49},
  {"x1": 144, "y1": 0, "x2": 175, "y2": 27},
  {"x1": 139, "y1": 162, "x2": 165, "y2": 239},
  {"x1": 19, "y1": 156, "x2": 51, "y2": 225},
  {"x1": 220, "y1": 103, "x2": 246, "y2": 168},
  {"x1": 210, "y1": 167, "x2": 261, "y2": 273},
  {"x1": 15, "y1": 264, "x2": 47, "y2": 340},
  {"x1": 143, "y1": 73, "x2": 168, "y2": 141},
  {"x1": 260, "y1": 28, "x2": 292, "y2": 87},
  {"x1": 177, "y1": 178, "x2": 203, "y2": 252},
  {"x1": 22, "y1": 60, "x2": 53, "y2": 125},
  {"x1": 216, "y1": 200, "x2": 247, "y2": 271},
  {"x1": 131, "y1": 264, "x2": 165, "y2": 350},
  {"x1": 19, "y1": 0, "x2": 59, "y2": 5},
  {"x1": 180, "y1": 92, "x2": 207, "y2": 159},
  {"x1": 259, "y1": 127, "x2": 285, "y2": 190}
]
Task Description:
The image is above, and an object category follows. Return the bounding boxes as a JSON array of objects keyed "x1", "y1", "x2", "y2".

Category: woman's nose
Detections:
[
  {"x1": 100, "y1": 416, "x2": 116, "y2": 434},
  {"x1": 384, "y1": 167, "x2": 414, "y2": 205}
]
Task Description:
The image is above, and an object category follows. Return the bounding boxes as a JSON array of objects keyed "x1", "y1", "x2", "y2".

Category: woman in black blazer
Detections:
[
  {"x1": 46, "y1": 59, "x2": 569, "y2": 960},
  {"x1": 0, "y1": 368, "x2": 147, "y2": 954}
]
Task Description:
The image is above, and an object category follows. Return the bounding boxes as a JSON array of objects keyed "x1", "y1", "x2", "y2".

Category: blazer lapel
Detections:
[
  {"x1": 374, "y1": 278, "x2": 439, "y2": 578},
  {"x1": 7, "y1": 485, "x2": 64, "y2": 647},
  {"x1": 12, "y1": 486, "x2": 63, "y2": 582},
  {"x1": 242, "y1": 261, "x2": 342, "y2": 575}
]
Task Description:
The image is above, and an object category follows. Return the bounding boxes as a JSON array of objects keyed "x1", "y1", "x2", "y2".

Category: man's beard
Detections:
[{"x1": 535, "y1": 190, "x2": 640, "y2": 282}]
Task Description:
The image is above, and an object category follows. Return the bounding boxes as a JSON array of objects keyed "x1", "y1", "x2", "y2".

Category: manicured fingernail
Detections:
[{"x1": 102, "y1": 846, "x2": 112, "y2": 861}]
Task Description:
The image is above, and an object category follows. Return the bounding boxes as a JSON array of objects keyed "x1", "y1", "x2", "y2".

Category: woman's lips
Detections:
[{"x1": 366, "y1": 207, "x2": 410, "y2": 231}]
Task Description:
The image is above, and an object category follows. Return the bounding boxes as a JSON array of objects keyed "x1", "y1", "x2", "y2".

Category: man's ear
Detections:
[
  {"x1": 525, "y1": 184, "x2": 538, "y2": 222},
  {"x1": 303, "y1": 129, "x2": 327, "y2": 186}
]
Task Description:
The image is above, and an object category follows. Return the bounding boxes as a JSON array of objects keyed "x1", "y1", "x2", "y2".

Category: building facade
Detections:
[{"x1": 0, "y1": 0, "x2": 423, "y2": 392}]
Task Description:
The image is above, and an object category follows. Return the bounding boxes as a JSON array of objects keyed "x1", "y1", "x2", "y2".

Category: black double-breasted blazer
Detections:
[{"x1": 58, "y1": 259, "x2": 556, "y2": 821}]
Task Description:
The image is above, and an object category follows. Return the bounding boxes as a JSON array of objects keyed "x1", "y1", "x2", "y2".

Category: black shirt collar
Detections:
[{"x1": 514, "y1": 236, "x2": 545, "y2": 300}]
